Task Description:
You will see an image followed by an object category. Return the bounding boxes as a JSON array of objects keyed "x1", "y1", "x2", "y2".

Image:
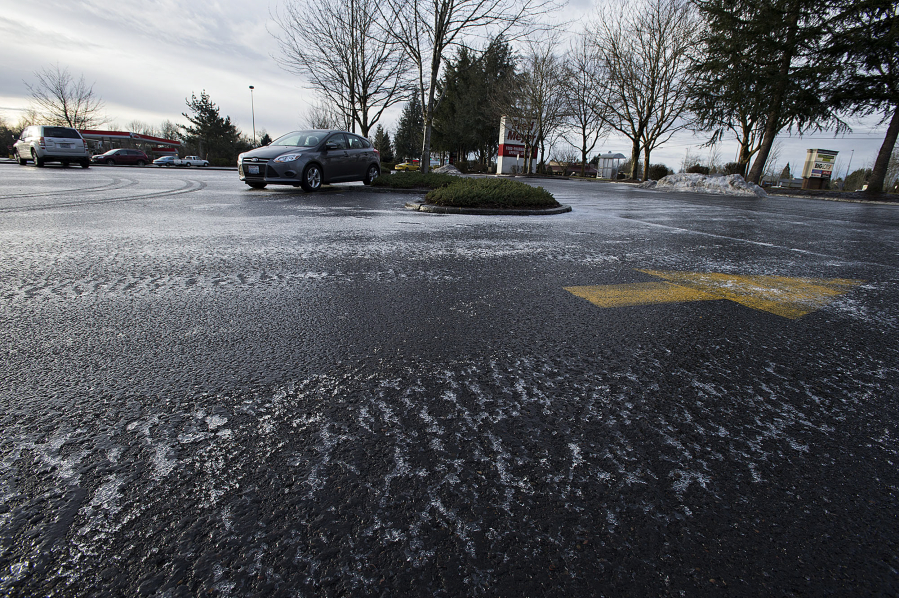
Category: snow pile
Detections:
[
  {"x1": 431, "y1": 164, "x2": 463, "y2": 175},
  {"x1": 640, "y1": 173, "x2": 766, "y2": 197}
]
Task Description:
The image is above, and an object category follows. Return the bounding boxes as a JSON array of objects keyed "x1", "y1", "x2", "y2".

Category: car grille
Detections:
[{"x1": 241, "y1": 158, "x2": 268, "y2": 178}]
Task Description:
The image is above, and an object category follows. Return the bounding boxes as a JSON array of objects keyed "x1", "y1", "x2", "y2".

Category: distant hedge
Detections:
[{"x1": 425, "y1": 178, "x2": 559, "y2": 209}]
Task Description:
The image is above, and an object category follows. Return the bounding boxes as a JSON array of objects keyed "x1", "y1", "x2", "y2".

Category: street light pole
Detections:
[
  {"x1": 249, "y1": 85, "x2": 256, "y2": 146},
  {"x1": 842, "y1": 149, "x2": 854, "y2": 190}
]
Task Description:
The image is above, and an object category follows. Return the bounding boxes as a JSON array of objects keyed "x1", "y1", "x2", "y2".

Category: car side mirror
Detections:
[{"x1": 325, "y1": 142, "x2": 340, "y2": 151}]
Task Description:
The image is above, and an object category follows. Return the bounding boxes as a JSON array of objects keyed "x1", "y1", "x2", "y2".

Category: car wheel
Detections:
[
  {"x1": 184, "y1": 163, "x2": 191, "y2": 168},
  {"x1": 80, "y1": 160, "x2": 90, "y2": 169},
  {"x1": 15, "y1": 151, "x2": 27, "y2": 165},
  {"x1": 363, "y1": 164, "x2": 380, "y2": 185},
  {"x1": 32, "y1": 151, "x2": 44, "y2": 167},
  {"x1": 137, "y1": 160, "x2": 146, "y2": 166},
  {"x1": 62, "y1": 161, "x2": 70, "y2": 168},
  {"x1": 106, "y1": 159, "x2": 115, "y2": 166},
  {"x1": 301, "y1": 164, "x2": 323, "y2": 192},
  {"x1": 247, "y1": 182, "x2": 267, "y2": 189}
]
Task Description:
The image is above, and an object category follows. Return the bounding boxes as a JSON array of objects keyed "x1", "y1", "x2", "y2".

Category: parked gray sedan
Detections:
[{"x1": 238, "y1": 129, "x2": 380, "y2": 191}]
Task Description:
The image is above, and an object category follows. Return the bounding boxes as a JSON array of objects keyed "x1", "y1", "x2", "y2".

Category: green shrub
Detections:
[
  {"x1": 686, "y1": 164, "x2": 710, "y2": 175},
  {"x1": 723, "y1": 162, "x2": 745, "y2": 175},
  {"x1": 371, "y1": 171, "x2": 458, "y2": 189},
  {"x1": 425, "y1": 178, "x2": 559, "y2": 209},
  {"x1": 646, "y1": 164, "x2": 672, "y2": 180}
]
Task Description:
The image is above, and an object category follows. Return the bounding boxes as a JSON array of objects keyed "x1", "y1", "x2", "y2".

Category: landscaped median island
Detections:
[
  {"x1": 373, "y1": 171, "x2": 571, "y2": 215},
  {"x1": 371, "y1": 171, "x2": 459, "y2": 190}
]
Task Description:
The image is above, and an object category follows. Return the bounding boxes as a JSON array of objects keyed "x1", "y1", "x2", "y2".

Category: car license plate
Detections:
[
  {"x1": 247, "y1": 165, "x2": 259, "y2": 174},
  {"x1": 61, "y1": 143, "x2": 72, "y2": 148}
]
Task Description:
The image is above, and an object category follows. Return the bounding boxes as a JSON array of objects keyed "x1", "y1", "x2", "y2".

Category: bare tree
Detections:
[
  {"x1": 561, "y1": 34, "x2": 609, "y2": 176},
  {"x1": 127, "y1": 120, "x2": 160, "y2": 137},
  {"x1": 159, "y1": 120, "x2": 181, "y2": 142},
  {"x1": 272, "y1": 0, "x2": 410, "y2": 137},
  {"x1": 511, "y1": 37, "x2": 568, "y2": 173},
  {"x1": 379, "y1": 0, "x2": 557, "y2": 172},
  {"x1": 25, "y1": 64, "x2": 105, "y2": 129},
  {"x1": 762, "y1": 140, "x2": 783, "y2": 182},
  {"x1": 587, "y1": 0, "x2": 698, "y2": 180},
  {"x1": 302, "y1": 98, "x2": 352, "y2": 131},
  {"x1": 15, "y1": 107, "x2": 41, "y2": 132}
]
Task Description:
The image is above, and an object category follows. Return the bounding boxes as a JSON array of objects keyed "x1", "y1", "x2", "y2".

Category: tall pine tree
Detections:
[
  {"x1": 392, "y1": 97, "x2": 423, "y2": 162},
  {"x1": 825, "y1": 0, "x2": 899, "y2": 194},
  {"x1": 372, "y1": 124, "x2": 394, "y2": 162},
  {"x1": 433, "y1": 38, "x2": 517, "y2": 168},
  {"x1": 691, "y1": 0, "x2": 842, "y2": 183},
  {"x1": 181, "y1": 90, "x2": 245, "y2": 161}
]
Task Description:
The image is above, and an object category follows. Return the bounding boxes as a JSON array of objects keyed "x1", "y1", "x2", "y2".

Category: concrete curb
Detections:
[{"x1": 405, "y1": 201, "x2": 572, "y2": 216}]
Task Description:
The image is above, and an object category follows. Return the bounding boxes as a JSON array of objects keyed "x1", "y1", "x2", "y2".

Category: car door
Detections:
[
  {"x1": 15, "y1": 127, "x2": 33, "y2": 157},
  {"x1": 344, "y1": 134, "x2": 368, "y2": 180},
  {"x1": 320, "y1": 133, "x2": 351, "y2": 181}
]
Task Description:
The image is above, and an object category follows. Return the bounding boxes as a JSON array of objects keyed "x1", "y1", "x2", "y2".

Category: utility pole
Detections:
[
  {"x1": 249, "y1": 86, "x2": 256, "y2": 146},
  {"x1": 841, "y1": 149, "x2": 854, "y2": 190}
]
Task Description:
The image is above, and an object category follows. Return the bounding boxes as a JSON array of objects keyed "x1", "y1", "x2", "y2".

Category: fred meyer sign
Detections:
[
  {"x1": 498, "y1": 116, "x2": 538, "y2": 159},
  {"x1": 497, "y1": 116, "x2": 538, "y2": 174},
  {"x1": 802, "y1": 149, "x2": 838, "y2": 179}
]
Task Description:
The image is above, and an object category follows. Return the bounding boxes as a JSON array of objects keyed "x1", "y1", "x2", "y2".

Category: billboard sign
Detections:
[
  {"x1": 497, "y1": 116, "x2": 538, "y2": 174},
  {"x1": 802, "y1": 149, "x2": 838, "y2": 179}
]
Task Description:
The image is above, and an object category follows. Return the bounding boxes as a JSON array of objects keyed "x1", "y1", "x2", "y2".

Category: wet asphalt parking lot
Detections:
[{"x1": 1, "y1": 164, "x2": 897, "y2": 597}]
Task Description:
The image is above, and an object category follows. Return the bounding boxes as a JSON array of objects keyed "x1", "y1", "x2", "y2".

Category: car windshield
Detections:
[{"x1": 271, "y1": 131, "x2": 322, "y2": 147}]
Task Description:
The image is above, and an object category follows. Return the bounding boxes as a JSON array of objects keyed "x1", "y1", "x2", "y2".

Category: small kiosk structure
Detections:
[
  {"x1": 596, "y1": 152, "x2": 626, "y2": 179},
  {"x1": 801, "y1": 148, "x2": 838, "y2": 190}
]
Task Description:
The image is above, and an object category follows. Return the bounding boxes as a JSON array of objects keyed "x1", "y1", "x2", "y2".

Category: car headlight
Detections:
[{"x1": 273, "y1": 153, "x2": 304, "y2": 163}]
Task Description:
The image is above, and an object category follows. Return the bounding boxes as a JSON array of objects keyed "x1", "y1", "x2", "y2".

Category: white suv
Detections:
[{"x1": 14, "y1": 126, "x2": 91, "y2": 168}]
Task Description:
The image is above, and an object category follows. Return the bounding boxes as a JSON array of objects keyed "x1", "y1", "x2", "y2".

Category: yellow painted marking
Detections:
[
  {"x1": 566, "y1": 270, "x2": 864, "y2": 319},
  {"x1": 565, "y1": 282, "x2": 719, "y2": 307}
]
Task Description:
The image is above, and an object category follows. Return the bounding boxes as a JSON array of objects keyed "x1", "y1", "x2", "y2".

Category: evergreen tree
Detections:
[
  {"x1": 372, "y1": 125, "x2": 394, "y2": 162},
  {"x1": 824, "y1": 0, "x2": 898, "y2": 194},
  {"x1": 690, "y1": 0, "x2": 843, "y2": 184},
  {"x1": 393, "y1": 97, "x2": 423, "y2": 162},
  {"x1": 181, "y1": 90, "x2": 247, "y2": 161},
  {"x1": 433, "y1": 37, "x2": 517, "y2": 168},
  {"x1": 259, "y1": 132, "x2": 272, "y2": 146}
]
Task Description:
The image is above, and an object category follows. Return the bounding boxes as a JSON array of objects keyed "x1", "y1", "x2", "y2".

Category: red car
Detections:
[{"x1": 91, "y1": 148, "x2": 151, "y2": 166}]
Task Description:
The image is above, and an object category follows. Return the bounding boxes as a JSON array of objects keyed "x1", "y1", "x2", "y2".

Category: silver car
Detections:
[
  {"x1": 237, "y1": 130, "x2": 380, "y2": 191},
  {"x1": 14, "y1": 125, "x2": 90, "y2": 168}
]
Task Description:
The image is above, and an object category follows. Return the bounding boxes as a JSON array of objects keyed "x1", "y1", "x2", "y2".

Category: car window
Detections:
[
  {"x1": 347, "y1": 135, "x2": 365, "y2": 150},
  {"x1": 43, "y1": 127, "x2": 81, "y2": 139},
  {"x1": 271, "y1": 131, "x2": 323, "y2": 147},
  {"x1": 326, "y1": 134, "x2": 348, "y2": 150}
]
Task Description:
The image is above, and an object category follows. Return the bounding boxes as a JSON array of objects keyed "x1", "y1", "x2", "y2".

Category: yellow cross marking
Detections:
[{"x1": 565, "y1": 270, "x2": 864, "y2": 319}]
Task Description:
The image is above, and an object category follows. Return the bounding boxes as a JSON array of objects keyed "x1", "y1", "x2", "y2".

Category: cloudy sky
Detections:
[{"x1": 0, "y1": 0, "x2": 888, "y2": 175}]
